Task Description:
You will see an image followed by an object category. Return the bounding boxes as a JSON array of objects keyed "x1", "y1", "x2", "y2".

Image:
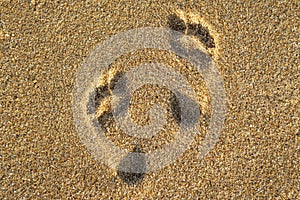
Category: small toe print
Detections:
[{"x1": 168, "y1": 12, "x2": 216, "y2": 49}]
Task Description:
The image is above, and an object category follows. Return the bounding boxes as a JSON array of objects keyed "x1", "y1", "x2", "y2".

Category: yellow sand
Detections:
[{"x1": 0, "y1": 0, "x2": 299, "y2": 199}]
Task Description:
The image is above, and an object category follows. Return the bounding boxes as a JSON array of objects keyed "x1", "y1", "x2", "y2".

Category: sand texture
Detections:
[{"x1": 0, "y1": 0, "x2": 299, "y2": 199}]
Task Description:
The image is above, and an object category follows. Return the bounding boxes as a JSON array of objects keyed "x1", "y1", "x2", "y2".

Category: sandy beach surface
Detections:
[{"x1": 1, "y1": 0, "x2": 299, "y2": 199}]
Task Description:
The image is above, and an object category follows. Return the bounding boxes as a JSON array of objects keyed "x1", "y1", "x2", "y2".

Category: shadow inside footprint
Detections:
[
  {"x1": 167, "y1": 14, "x2": 186, "y2": 33},
  {"x1": 187, "y1": 23, "x2": 215, "y2": 48},
  {"x1": 170, "y1": 92, "x2": 181, "y2": 124},
  {"x1": 117, "y1": 146, "x2": 146, "y2": 185}
]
